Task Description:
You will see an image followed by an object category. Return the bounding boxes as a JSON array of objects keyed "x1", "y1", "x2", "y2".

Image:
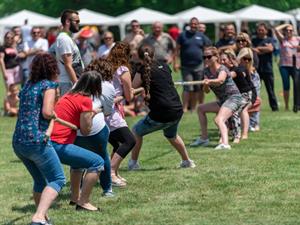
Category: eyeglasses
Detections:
[
  {"x1": 71, "y1": 19, "x2": 80, "y2": 24},
  {"x1": 237, "y1": 39, "x2": 246, "y2": 43},
  {"x1": 242, "y1": 57, "x2": 252, "y2": 61},
  {"x1": 203, "y1": 55, "x2": 213, "y2": 60}
]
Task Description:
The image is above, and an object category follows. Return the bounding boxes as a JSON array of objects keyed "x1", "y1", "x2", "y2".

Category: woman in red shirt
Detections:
[{"x1": 51, "y1": 71, "x2": 104, "y2": 211}]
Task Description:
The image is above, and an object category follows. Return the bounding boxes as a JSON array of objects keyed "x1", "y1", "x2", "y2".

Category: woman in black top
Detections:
[{"x1": 128, "y1": 44, "x2": 195, "y2": 170}]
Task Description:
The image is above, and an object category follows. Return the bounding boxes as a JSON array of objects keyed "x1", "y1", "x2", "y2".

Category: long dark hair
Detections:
[
  {"x1": 70, "y1": 71, "x2": 102, "y2": 97},
  {"x1": 137, "y1": 44, "x2": 154, "y2": 96},
  {"x1": 30, "y1": 53, "x2": 59, "y2": 83}
]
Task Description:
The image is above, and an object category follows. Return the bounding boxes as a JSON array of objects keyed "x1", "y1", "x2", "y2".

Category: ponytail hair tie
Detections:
[{"x1": 144, "y1": 52, "x2": 149, "y2": 57}]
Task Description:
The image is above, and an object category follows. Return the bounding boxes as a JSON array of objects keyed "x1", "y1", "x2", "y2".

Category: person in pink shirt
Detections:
[{"x1": 274, "y1": 24, "x2": 300, "y2": 111}]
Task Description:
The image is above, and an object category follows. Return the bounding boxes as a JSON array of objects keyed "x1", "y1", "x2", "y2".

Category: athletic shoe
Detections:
[
  {"x1": 128, "y1": 159, "x2": 141, "y2": 171},
  {"x1": 215, "y1": 143, "x2": 231, "y2": 150},
  {"x1": 179, "y1": 159, "x2": 196, "y2": 168},
  {"x1": 190, "y1": 137, "x2": 209, "y2": 147},
  {"x1": 102, "y1": 191, "x2": 115, "y2": 197}
]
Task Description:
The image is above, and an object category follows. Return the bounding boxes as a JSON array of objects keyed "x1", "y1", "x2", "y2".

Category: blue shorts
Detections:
[{"x1": 133, "y1": 115, "x2": 180, "y2": 139}]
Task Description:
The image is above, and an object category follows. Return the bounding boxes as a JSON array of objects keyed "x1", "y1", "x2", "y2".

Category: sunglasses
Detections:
[
  {"x1": 242, "y1": 57, "x2": 252, "y2": 61},
  {"x1": 286, "y1": 29, "x2": 293, "y2": 32},
  {"x1": 32, "y1": 31, "x2": 40, "y2": 35},
  {"x1": 237, "y1": 39, "x2": 246, "y2": 43},
  {"x1": 203, "y1": 55, "x2": 213, "y2": 60},
  {"x1": 104, "y1": 37, "x2": 112, "y2": 40},
  {"x1": 71, "y1": 19, "x2": 80, "y2": 24}
]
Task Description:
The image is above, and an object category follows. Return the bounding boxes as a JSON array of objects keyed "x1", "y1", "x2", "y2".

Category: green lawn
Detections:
[{"x1": 1, "y1": 67, "x2": 300, "y2": 225}]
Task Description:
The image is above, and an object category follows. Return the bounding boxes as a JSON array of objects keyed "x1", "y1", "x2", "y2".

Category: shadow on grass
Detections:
[{"x1": 3, "y1": 215, "x2": 28, "y2": 225}]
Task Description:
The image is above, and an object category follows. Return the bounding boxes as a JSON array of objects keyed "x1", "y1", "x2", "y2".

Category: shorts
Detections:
[
  {"x1": 220, "y1": 94, "x2": 243, "y2": 113},
  {"x1": 6, "y1": 66, "x2": 21, "y2": 87},
  {"x1": 133, "y1": 115, "x2": 181, "y2": 139},
  {"x1": 181, "y1": 64, "x2": 203, "y2": 92}
]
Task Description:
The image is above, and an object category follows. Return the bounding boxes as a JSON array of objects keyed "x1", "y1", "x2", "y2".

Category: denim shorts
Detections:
[
  {"x1": 133, "y1": 115, "x2": 180, "y2": 139},
  {"x1": 13, "y1": 141, "x2": 66, "y2": 193},
  {"x1": 221, "y1": 94, "x2": 243, "y2": 113}
]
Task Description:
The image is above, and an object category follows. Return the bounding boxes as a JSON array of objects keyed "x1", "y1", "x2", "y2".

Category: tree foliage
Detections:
[{"x1": 0, "y1": 0, "x2": 300, "y2": 18}]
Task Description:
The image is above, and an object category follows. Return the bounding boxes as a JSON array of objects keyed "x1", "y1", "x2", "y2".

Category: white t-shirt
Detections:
[
  {"x1": 97, "y1": 42, "x2": 115, "y2": 58},
  {"x1": 55, "y1": 32, "x2": 84, "y2": 83},
  {"x1": 77, "y1": 81, "x2": 115, "y2": 136},
  {"x1": 24, "y1": 38, "x2": 49, "y2": 70}
]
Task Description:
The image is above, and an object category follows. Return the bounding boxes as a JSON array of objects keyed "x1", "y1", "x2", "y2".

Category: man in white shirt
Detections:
[
  {"x1": 23, "y1": 27, "x2": 48, "y2": 82},
  {"x1": 97, "y1": 31, "x2": 115, "y2": 58},
  {"x1": 55, "y1": 9, "x2": 84, "y2": 95}
]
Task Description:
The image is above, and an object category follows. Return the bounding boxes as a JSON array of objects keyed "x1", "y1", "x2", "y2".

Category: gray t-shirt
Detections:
[
  {"x1": 55, "y1": 32, "x2": 84, "y2": 83},
  {"x1": 204, "y1": 65, "x2": 240, "y2": 104}
]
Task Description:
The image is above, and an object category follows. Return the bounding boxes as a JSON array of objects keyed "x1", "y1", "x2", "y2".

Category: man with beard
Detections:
[
  {"x1": 55, "y1": 9, "x2": 84, "y2": 95},
  {"x1": 173, "y1": 17, "x2": 211, "y2": 112},
  {"x1": 215, "y1": 24, "x2": 236, "y2": 52}
]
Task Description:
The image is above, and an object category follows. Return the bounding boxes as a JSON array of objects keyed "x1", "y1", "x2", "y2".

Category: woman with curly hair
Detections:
[
  {"x1": 73, "y1": 58, "x2": 116, "y2": 197},
  {"x1": 12, "y1": 53, "x2": 65, "y2": 225},
  {"x1": 128, "y1": 44, "x2": 195, "y2": 170},
  {"x1": 106, "y1": 42, "x2": 136, "y2": 187}
]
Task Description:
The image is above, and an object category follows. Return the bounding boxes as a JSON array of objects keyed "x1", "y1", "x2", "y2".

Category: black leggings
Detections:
[{"x1": 109, "y1": 127, "x2": 136, "y2": 158}]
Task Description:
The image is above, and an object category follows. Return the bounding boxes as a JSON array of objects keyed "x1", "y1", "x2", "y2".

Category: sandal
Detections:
[
  {"x1": 76, "y1": 204, "x2": 101, "y2": 212},
  {"x1": 111, "y1": 175, "x2": 126, "y2": 187},
  {"x1": 117, "y1": 174, "x2": 127, "y2": 183}
]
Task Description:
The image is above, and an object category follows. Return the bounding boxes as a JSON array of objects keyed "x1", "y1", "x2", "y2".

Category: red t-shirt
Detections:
[{"x1": 51, "y1": 93, "x2": 92, "y2": 144}]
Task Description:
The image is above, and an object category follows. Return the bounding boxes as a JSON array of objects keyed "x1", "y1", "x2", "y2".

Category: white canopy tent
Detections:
[
  {"x1": 117, "y1": 7, "x2": 178, "y2": 40},
  {"x1": 174, "y1": 6, "x2": 237, "y2": 40},
  {"x1": 232, "y1": 5, "x2": 297, "y2": 33},
  {"x1": 0, "y1": 9, "x2": 59, "y2": 27},
  {"x1": 78, "y1": 8, "x2": 120, "y2": 26},
  {"x1": 287, "y1": 8, "x2": 300, "y2": 21}
]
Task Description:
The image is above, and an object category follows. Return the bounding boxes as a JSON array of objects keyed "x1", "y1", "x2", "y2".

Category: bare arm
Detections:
[
  {"x1": 132, "y1": 73, "x2": 143, "y2": 89},
  {"x1": 120, "y1": 71, "x2": 133, "y2": 102},
  {"x1": 274, "y1": 24, "x2": 290, "y2": 42},
  {"x1": 0, "y1": 53, "x2": 7, "y2": 81},
  {"x1": 205, "y1": 70, "x2": 227, "y2": 86},
  {"x1": 62, "y1": 53, "x2": 78, "y2": 84},
  {"x1": 79, "y1": 111, "x2": 94, "y2": 136},
  {"x1": 42, "y1": 88, "x2": 56, "y2": 120},
  {"x1": 173, "y1": 44, "x2": 181, "y2": 72}
]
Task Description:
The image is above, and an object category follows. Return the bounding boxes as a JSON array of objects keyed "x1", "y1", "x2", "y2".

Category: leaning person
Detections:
[
  {"x1": 128, "y1": 44, "x2": 195, "y2": 170},
  {"x1": 190, "y1": 47, "x2": 243, "y2": 149},
  {"x1": 12, "y1": 53, "x2": 65, "y2": 225},
  {"x1": 51, "y1": 71, "x2": 104, "y2": 211}
]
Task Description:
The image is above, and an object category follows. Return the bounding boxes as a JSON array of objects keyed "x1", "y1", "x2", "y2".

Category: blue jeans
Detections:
[
  {"x1": 133, "y1": 115, "x2": 180, "y2": 139},
  {"x1": 74, "y1": 125, "x2": 111, "y2": 192},
  {"x1": 51, "y1": 141, "x2": 104, "y2": 173},
  {"x1": 13, "y1": 141, "x2": 66, "y2": 193}
]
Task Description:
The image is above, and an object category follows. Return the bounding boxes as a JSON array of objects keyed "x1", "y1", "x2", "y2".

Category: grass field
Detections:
[{"x1": 1, "y1": 67, "x2": 300, "y2": 225}]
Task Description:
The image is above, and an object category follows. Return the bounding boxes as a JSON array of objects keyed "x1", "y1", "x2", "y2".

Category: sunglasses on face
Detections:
[
  {"x1": 237, "y1": 39, "x2": 246, "y2": 43},
  {"x1": 32, "y1": 31, "x2": 40, "y2": 35},
  {"x1": 71, "y1": 19, "x2": 80, "y2": 24},
  {"x1": 242, "y1": 57, "x2": 251, "y2": 62},
  {"x1": 104, "y1": 37, "x2": 112, "y2": 40},
  {"x1": 286, "y1": 29, "x2": 293, "y2": 32},
  {"x1": 203, "y1": 55, "x2": 213, "y2": 60}
]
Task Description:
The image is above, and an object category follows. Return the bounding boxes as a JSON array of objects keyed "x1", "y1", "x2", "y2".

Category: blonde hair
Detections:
[
  {"x1": 236, "y1": 32, "x2": 251, "y2": 47},
  {"x1": 237, "y1": 47, "x2": 254, "y2": 72}
]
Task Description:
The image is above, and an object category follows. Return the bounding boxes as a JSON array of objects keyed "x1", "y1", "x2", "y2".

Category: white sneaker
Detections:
[
  {"x1": 190, "y1": 137, "x2": 209, "y2": 147},
  {"x1": 179, "y1": 159, "x2": 196, "y2": 168},
  {"x1": 215, "y1": 143, "x2": 231, "y2": 150},
  {"x1": 128, "y1": 159, "x2": 141, "y2": 171}
]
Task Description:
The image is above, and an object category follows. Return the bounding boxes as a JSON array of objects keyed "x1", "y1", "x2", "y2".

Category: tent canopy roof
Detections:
[
  {"x1": 78, "y1": 8, "x2": 119, "y2": 25},
  {"x1": 175, "y1": 6, "x2": 236, "y2": 23},
  {"x1": 232, "y1": 4, "x2": 294, "y2": 22},
  {"x1": 0, "y1": 9, "x2": 59, "y2": 27},
  {"x1": 117, "y1": 7, "x2": 177, "y2": 25}
]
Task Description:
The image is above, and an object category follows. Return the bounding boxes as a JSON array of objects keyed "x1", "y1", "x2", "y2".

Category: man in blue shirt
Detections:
[
  {"x1": 215, "y1": 24, "x2": 236, "y2": 51},
  {"x1": 252, "y1": 22, "x2": 279, "y2": 111},
  {"x1": 173, "y1": 17, "x2": 211, "y2": 112}
]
